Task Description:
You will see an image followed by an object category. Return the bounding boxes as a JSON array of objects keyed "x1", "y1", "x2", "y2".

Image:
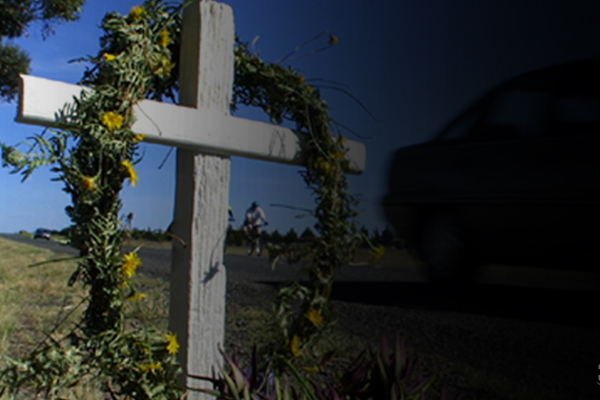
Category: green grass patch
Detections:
[
  {"x1": 0, "y1": 238, "x2": 86, "y2": 358},
  {"x1": 0, "y1": 238, "x2": 171, "y2": 399},
  {"x1": 17, "y1": 231, "x2": 33, "y2": 239}
]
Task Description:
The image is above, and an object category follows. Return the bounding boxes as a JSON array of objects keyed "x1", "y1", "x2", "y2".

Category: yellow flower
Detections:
[
  {"x1": 306, "y1": 308, "x2": 324, "y2": 327},
  {"x1": 81, "y1": 176, "x2": 95, "y2": 191},
  {"x1": 328, "y1": 35, "x2": 339, "y2": 45},
  {"x1": 165, "y1": 332, "x2": 180, "y2": 355},
  {"x1": 129, "y1": 5, "x2": 145, "y2": 21},
  {"x1": 290, "y1": 335, "x2": 301, "y2": 357},
  {"x1": 304, "y1": 366, "x2": 320, "y2": 373},
  {"x1": 368, "y1": 245, "x2": 386, "y2": 263},
  {"x1": 103, "y1": 53, "x2": 116, "y2": 62},
  {"x1": 132, "y1": 133, "x2": 145, "y2": 143},
  {"x1": 140, "y1": 361, "x2": 162, "y2": 375},
  {"x1": 154, "y1": 57, "x2": 176, "y2": 78},
  {"x1": 317, "y1": 158, "x2": 332, "y2": 174},
  {"x1": 159, "y1": 29, "x2": 171, "y2": 48},
  {"x1": 330, "y1": 151, "x2": 346, "y2": 160},
  {"x1": 122, "y1": 160, "x2": 138, "y2": 187},
  {"x1": 126, "y1": 292, "x2": 147, "y2": 301},
  {"x1": 101, "y1": 111, "x2": 124, "y2": 131},
  {"x1": 297, "y1": 75, "x2": 305, "y2": 85},
  {"x1": 121, "y1": 251, "x2": 141, "y2": 280}
]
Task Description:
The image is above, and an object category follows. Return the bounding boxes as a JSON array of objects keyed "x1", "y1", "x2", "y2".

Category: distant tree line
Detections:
[
  {"x1": 58, "y1": 225, "x2": 171, "y2": 242},
  {"x1": 56, "y1": 224, "x2": 400, "y2": 247},
  {"x1": 225, "y1": 226, "x2": 317, "y2": 247},
  {"x1": 227, "y1": 224, "x2": 400, "y2": 248},
  {"x1": 359, "y1": 225, "x2": 397, "y2": 248}
]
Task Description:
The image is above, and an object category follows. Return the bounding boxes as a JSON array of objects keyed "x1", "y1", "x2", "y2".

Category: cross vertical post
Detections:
[{"x1": 168, "y1": 1, "x2": 233, "y2": 397}]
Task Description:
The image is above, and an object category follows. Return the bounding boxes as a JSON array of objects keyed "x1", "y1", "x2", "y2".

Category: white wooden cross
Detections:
[{"x1": 15, "y1": 1, "x2": 365, "y2": 399}]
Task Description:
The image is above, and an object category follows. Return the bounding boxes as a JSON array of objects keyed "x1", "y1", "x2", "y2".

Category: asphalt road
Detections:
[
  {"x1": 2, "y1": 233, "x2": 600, "y2": 329},
  {"x1": 0, "y1": 233, "x2": 428, "y2": 284}
]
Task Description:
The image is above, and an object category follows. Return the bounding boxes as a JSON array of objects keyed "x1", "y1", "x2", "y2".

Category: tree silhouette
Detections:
[
  {"x1": 269, "y1": 229, "x2": 284, "y2": 244},
  {"x1": 0, "y1": 0, "x2": 85, "y2": 102},
  {"x1": 284, "y1": 228, "x2": 298, "y2": 244},
  {"x1": 380, "y1": 225, "x2": 395, "y2": 247},
  {"x1": 300, "y1": 227, "x2": 316, "y2": 240}
]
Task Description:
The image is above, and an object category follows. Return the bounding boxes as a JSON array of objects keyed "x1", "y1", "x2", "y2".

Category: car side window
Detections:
[
  {"x1": 549, "y1": 65, "x2": 600, "y2": 137},
  {"x1": 473, "y1": 89, "x2": 552, "y2": 141},
  {"x1": 553, "y1": 96, "x2": 600, "y2": 126},
  {"x1": 551, "y1": 96, "x2": 600, "y2": 135},
  {"x1": 435, "y1": 108, "x2": 483, "y2": 141}
]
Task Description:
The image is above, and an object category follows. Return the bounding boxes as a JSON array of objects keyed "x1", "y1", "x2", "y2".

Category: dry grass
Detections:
[
  {"x1": 0, "y1": 238, "x2": 87, "y2": 358},
  {"x1": 123, "y1": 237, "x2": 172, "y2": 250},
  {"x1": 0, "y1": 238, "x2": 172, "y2": 400},
  {"x1": 0, "y1": 238, "x2": 97, "y2": 399}
]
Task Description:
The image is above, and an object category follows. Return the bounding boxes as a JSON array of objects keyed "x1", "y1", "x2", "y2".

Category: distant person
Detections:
[
  {"x1": 228, "y1": 205, "x2": 235, "y2": 222},
  {"x1": 243, "y1": 201, "x2": 269, "y2": 256},
  {"x1": 243, "y1": 201, "x2": 268, "y2": 234}
]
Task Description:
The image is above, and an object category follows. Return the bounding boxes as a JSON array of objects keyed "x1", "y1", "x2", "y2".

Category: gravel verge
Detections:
[{"x1": 224, "y1": 279, "x2": 600, "y2": 400}]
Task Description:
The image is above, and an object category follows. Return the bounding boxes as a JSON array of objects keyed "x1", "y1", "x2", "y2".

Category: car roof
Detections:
[{"x1": 433, "y1": 57, "x2": 600, "y2": 141}]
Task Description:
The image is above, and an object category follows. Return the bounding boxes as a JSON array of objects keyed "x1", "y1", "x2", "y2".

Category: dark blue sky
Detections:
[
  {"x1": 1, "y1": 0, "x2": 599, "y2": 234},
  {"x1": 226, "y1": 0, "x2": 600, "y2": 232}
]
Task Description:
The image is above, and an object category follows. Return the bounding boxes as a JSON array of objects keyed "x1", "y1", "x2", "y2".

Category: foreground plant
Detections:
[
  {"x1": 234, "y1": 37, "x2": 364, "y2": 361},
  {"x1": 200, "y1": 334, "x2": 465, "y2": 400},
  {"x1": 336, "y1": 334, "x2": 435, "y2": 400},
  {"x1": 1, "y1": 1, "x2": 376, "y2": 398},
  {"x1": 0, "y1": 1, "x2": 184, "y2": 399}
]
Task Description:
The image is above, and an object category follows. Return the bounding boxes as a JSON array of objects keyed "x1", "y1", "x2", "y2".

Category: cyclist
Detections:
[{"x1": 243, "y1": 201, "x2": 269, "y2": 255}]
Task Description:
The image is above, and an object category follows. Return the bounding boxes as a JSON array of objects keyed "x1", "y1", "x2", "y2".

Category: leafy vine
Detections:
[
  {"x1": 0, "y1": 0, "x2": 380, "y2": 397},
  {"x1": 233, "y1": 39, "x2": 365, "y2": 363},
  {"x1": 1, "y1": 2, "x2": 184, "y2": 399}
]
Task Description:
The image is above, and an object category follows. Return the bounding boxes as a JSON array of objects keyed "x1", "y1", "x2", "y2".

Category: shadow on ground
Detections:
[{"x1": 262, "y1": 280, "x2": 600, "y2": 329}]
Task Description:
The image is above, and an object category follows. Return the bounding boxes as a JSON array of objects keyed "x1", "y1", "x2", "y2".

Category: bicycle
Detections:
[{"x1": 243, "y1": 223, "x2": 266, "y2": 256}]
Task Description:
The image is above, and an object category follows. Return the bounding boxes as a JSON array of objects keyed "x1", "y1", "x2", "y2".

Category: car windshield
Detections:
[{"x1": 435, "y1": 64, "x2": 563, "y2": 143}]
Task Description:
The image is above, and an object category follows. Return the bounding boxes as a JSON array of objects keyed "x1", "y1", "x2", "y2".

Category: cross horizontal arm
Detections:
[{"x1": 16, "y1": 74, "x2": 366, "y2": 173}]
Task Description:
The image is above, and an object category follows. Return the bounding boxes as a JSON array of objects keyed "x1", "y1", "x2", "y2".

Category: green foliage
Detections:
[
  {"x1": 379, "y1": 226, "x2": 395, "y2": 248},
  {"x1": 129, "y1": 227, "x2": 170, "y2": 242},
  {"x1": 0, "y1": 329, "x2": 182, "y2": 400},
  {"x1": 300, "y1": 228, "x2": 316, "y2": 240},
  {"x1": 234, "y1": 38, "x2": 363, "y2": 357},
  {"x1": 0, "y1": 0, "x2": 85, "y2": 102},
  {"x1": 269, "y1": 229, "x2": 284, "y2": 244},
  {"x1": 0, "y1": 0, "x2": 84, "y2": 38},
  {"x1": 284, "y1": 228, "x2": 299, "y2": 244},
  {"x1": 0, "y1": 42, "x2": 31, "y2": 102},
  {"x1": 1, "y1": 2, "x2": 383, "y2": 399},
  {"x1": 0, "y1": 1, "x2": 185, "y2": 399},
  {"x1": 226, "y1": 227, "x2": 245, "y2": 247},
  {"x1": 18, "y1": 230, "x2": 33, "y2": 239}
]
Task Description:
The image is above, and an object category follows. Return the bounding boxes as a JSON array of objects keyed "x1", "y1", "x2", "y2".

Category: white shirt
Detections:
[{"x1": 244, "y1": 206, "x2": 267, "y2": 227}]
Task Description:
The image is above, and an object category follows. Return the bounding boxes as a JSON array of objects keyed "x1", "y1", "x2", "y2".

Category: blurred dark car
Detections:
[
  {"x1": 382, "y1": 58, "x2": 600, "y2": 281},
  {"x1": 33, "y1": 228, "x2": 52, "y2": 240}
]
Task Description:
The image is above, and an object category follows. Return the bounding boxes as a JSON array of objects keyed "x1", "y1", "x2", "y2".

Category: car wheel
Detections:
[{"x1": 417, "y1": 214, "x2": 471, "y2": 282}]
